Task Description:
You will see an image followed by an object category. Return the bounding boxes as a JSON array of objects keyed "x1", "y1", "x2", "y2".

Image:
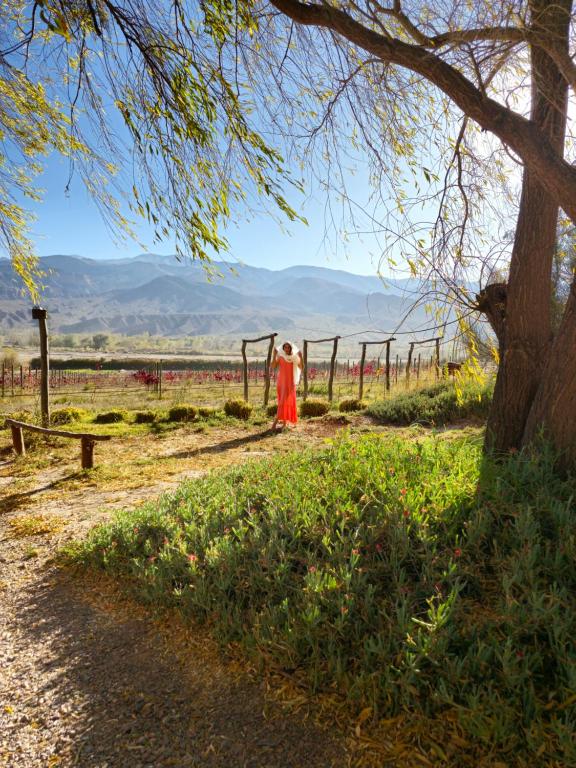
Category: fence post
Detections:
[
  {"x1": 358, "y1": 343, "x2": 367, "y2": 400},
  {"x1": 406, "y1": 343, "x2": 414, "y2": 388},
  {"x1": 159, "y1": 360, "x2": 163, "y2": 399},
  {"x1": 328, "y1": 336, "x2": 340, "y2": 403},
  {"x1": 241, "y1": 340, "x2": 249, "y2": 401},
  {"x1": 10, "y1": 424, "x2": 25, "y2": 456},
  {"x1": 385, "y1": 341, "x2": 391, "y2": 392},
  {"x1": 302, "y1": 340, "x2": 309, "y2": 400},
  {"x1": 32, "y1": 306, "x2": 50, "y2": 426},
  {"x1": 435, "y1": 338, "x2": 441, "y2": 378},
  {"x1": 417, "y1": 353, "x2": 421, "y2": 380},
  {"x1": 264, "y1": 335, "x2": 275, "y2": 406}
]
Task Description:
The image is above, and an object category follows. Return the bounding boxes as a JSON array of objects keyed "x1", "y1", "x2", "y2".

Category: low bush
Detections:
[
  {"x1": 300, "y1": 398, "x2": 330, "y2": 418},
  {"x1": 133, "y1": 410, "x2": 158, "y2": 424},
  {"x1": 367, "y1": 380, "x2": 492, "y2": 426},
  {"x1": 74, "y1": 434, "x2": 576, "y2": 765},
  {"x1": 167, "y1": 405, "x2": 197, "y2": 423},
  {"x1": 224, "y1": 399, "x2": 253, "y2": 420},
  {"x1": 338, "y1": 398, "x2": 366, "y2": 413},
  {"x1": 266, "y1": 403, "x2": 278, "y2": 417},
  {"x1": 94, "y1": 409, "x2": 127, "y2": 424},
  {"x1": 51, "y1": 407, "x2": 86, "y2": 425},
  {"x1": 198, "y1": 407, "x2": 219, "y2": 419},
  {"x1": 3, "y1": 410, "x2": 39, "y2": 428}
]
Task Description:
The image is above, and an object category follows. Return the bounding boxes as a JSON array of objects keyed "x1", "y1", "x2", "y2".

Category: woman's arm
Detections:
[
  {"x1": 271, "y1": 348, "x2": 279, "y2": 369},
  {"x1": 297, "y1": 350, "x2": 303, "y2": 369}
]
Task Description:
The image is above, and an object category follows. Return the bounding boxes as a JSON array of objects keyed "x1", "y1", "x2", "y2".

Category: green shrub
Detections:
[
  {"x1": 338, "y1": 398, "x2": 366, "y2": 413},
  {"x1": 367, "y1": 380, "x2": 492, "y2": 426},
  {"x1": 94, "y1": 409, "x2": 127, "y2": 424},
  {"x1": 198, "y1": 407, "x2": 219, "y2": 419},
  {"x1": 224, "y1": 399, "x2": 253, "y2": 420},
  {"x1": 51, "y1": 407, "x2": 86, "y2": 425},
  {"x1": 74, "y1": 435, "x2": 576, "y2": 765},
  {"x1": 266, "y1": 403, "x2": 278, "y2": 417},
  {"x1": 4, "y1": 410, "x2": 38, "y2": 427},
  {"x1": 300, "y1": 398, "x2": 330, "y2": 418},
  {"x1": 167, "y1": 405, "x2": 197, "y2": 422},
  {"x1": 133, "y1": 410, "x2": 157, "y2": 424}
]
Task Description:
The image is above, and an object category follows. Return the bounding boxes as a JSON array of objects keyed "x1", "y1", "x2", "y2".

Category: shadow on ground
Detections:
[
  {"x1": 0, "y1": 472, "x2": 85, "y2": 516},
  {"x1": 5, "y1": 567, "x2": 347, "y2": 768},
  {"x1": 169, "y1": 429, "x2": 279, "y2": 460}
]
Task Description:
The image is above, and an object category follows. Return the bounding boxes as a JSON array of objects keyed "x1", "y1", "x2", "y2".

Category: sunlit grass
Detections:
[{"x1": 70, "y1": 431, "x2": 576, "y2": 765}]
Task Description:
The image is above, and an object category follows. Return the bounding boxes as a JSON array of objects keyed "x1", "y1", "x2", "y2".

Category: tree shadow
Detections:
[
  {"x1": 7, "y1": 568, "x2": 346, "y2": 767},
  {"x1": 169, "y1": 429, "x2": 278, "y2": 460},
  {"x1": 0, "y1": 472, "x2": 85, "y2": 516}
]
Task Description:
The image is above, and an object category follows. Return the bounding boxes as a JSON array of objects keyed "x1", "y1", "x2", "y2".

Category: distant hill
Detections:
[{"x1": 0, "y1": 254, "x2": 444, "y2": 351}]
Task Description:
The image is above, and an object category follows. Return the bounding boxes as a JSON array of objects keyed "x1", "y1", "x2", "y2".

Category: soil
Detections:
[{"x1": 0, "y1": 419, "x2": 353, "y2": 768}]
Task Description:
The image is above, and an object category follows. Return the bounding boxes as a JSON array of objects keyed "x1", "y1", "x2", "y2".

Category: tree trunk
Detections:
[
  {"x1": 485, "y1": 0, "x2": 570, "y2": 454},
  {"x1": 523, "y1": 282, "x2": 576, "y2": 469}
]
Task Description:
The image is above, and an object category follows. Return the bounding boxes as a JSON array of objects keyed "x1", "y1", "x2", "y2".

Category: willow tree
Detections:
[
  {"x1": 0, "y1": 0, "x2": 303, "y2": 295},
  {"x1": 245, "y1": 0, "x2": 576, "y2": 467}
]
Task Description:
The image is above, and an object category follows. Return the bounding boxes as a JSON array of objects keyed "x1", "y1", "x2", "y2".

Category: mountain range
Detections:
[{"x1": 0, "y1": 254, "x2": 435, "y2": 350}]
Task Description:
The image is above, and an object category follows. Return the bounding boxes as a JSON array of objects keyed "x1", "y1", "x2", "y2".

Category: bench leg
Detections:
[
  {"x1": 81, "y1": 438, "x2": 95, "y2": 469},
  {"x1": 10, "y1": 425, "x2": 25, "y2": 456}
]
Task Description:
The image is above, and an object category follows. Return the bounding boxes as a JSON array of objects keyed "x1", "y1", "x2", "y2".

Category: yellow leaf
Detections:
[{"x1": 356, "y1": 707, "x2": 372, "y2": 725}]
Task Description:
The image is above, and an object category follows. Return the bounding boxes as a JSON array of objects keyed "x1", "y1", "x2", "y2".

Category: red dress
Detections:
[{"x1": 276, "y1": 357, "x2": 298, "y2": 423}]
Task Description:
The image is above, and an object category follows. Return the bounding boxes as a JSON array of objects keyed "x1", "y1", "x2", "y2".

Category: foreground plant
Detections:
[{"x1": 72, "y1": 433, "x2": 576, "y2": 764}]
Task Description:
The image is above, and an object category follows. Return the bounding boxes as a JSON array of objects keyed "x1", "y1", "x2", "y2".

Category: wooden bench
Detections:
[{"x1": 5, "y1": 418, "x2": 112, "y2": 469}]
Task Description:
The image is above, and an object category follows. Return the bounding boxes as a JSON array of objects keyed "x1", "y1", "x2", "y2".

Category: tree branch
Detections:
[{"x1": 268, "y1": 0, "x2": 576, "y2": 225}]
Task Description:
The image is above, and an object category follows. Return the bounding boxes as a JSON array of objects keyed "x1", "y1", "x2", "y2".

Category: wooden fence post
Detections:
[
  {"x1": 417, "y1": 353, "x2": 421, "y2": 380},
  {"x1": 264, "y1": 335, "x2": 275, "y2": 406},
  {"x1": 302, "y1": 340, "x2": 309, "y2": 400},
  {"x1": 435, "y1": 337, "x2": 441, "y2": 378},
  {"x1": 385, "y1": 341, "x2": 391, "y2": 392},
  {"x1": 241, "y1": 340, "x2": 248, "y2": 401},
  {"x1": 328, "y1": 336, "x2": 340, "y2": 402},
  {"x1": 406, "y1": 343, "x2": 414, "y2": 388},
  {"x1": 81, "y1": 438, "x2": 95, "y2": 469},
  {"x1": 358, "y1": 343, "x2": 367, "y2": 400},
  {"x1": 10, "y1": 425, "x2": 25, "y2": 456},
  {"x1": 32, "y1": 307, "x2": 50, "y2": 426}
]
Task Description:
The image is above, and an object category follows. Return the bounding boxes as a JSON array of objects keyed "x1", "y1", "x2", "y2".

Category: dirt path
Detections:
[{"x1": 0, "y1": 421, "x2": 352, "y2": 768}]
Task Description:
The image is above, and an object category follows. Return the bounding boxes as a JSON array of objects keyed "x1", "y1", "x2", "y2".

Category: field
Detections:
[
  {"x1": 0, "y1": 354, "x2": 451, "y2": 417},
  {"x1": 7, "y1": 373, "x2": 565, "y2": 768}
]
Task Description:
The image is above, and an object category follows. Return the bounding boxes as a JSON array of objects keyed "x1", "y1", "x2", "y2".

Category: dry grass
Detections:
[{"x1": 7, "y1": 514, "x2": 66, "y2": 538}]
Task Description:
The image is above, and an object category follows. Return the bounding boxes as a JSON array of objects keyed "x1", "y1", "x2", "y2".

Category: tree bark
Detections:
[
  {"x1": 485, "y1": 0, "x2": 571, "y2": 453},
  {"x1": 523, "y1": 282, "x2": 576, "y2": 468}
]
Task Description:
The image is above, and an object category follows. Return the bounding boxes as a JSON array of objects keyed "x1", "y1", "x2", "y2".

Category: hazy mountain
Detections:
[{"x1": 0, "y1": 254, "x2": 435, "y2": 344}]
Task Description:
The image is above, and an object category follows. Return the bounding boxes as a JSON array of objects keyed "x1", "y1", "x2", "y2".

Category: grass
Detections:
[
  {"x1": 8, "y1": 514, "x2": 66, "y2": 537},
  {"x1": 367, "y1": 380, "x2": 493, "y2": 426},
  {"x1": 70, "y1": 431, "x2": 576, "y2": 765}
]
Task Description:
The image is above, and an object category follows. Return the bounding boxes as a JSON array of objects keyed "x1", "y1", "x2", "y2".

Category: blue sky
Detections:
[{"x1": 24, "y1": 146, "x2": 392, "y2": 277}]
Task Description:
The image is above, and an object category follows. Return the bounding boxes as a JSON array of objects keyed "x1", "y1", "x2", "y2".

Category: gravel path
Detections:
[{"x1": 0, "y1": 429, "x2": 349, "y2": 768}]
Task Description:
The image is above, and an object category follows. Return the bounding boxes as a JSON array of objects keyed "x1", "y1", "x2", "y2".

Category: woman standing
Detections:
[{"x1": 271, "y1": 341, "x2": 303, "y2": 430}]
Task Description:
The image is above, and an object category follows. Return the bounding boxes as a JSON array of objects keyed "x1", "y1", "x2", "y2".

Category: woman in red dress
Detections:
[{"x1": 271, "y1": 341, "x2": 303, "y2": 430}]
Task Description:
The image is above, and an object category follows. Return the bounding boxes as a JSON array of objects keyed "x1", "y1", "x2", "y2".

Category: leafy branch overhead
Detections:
[{"x1": 0, "y1": 0, "x2": 304, "y2": 293}]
